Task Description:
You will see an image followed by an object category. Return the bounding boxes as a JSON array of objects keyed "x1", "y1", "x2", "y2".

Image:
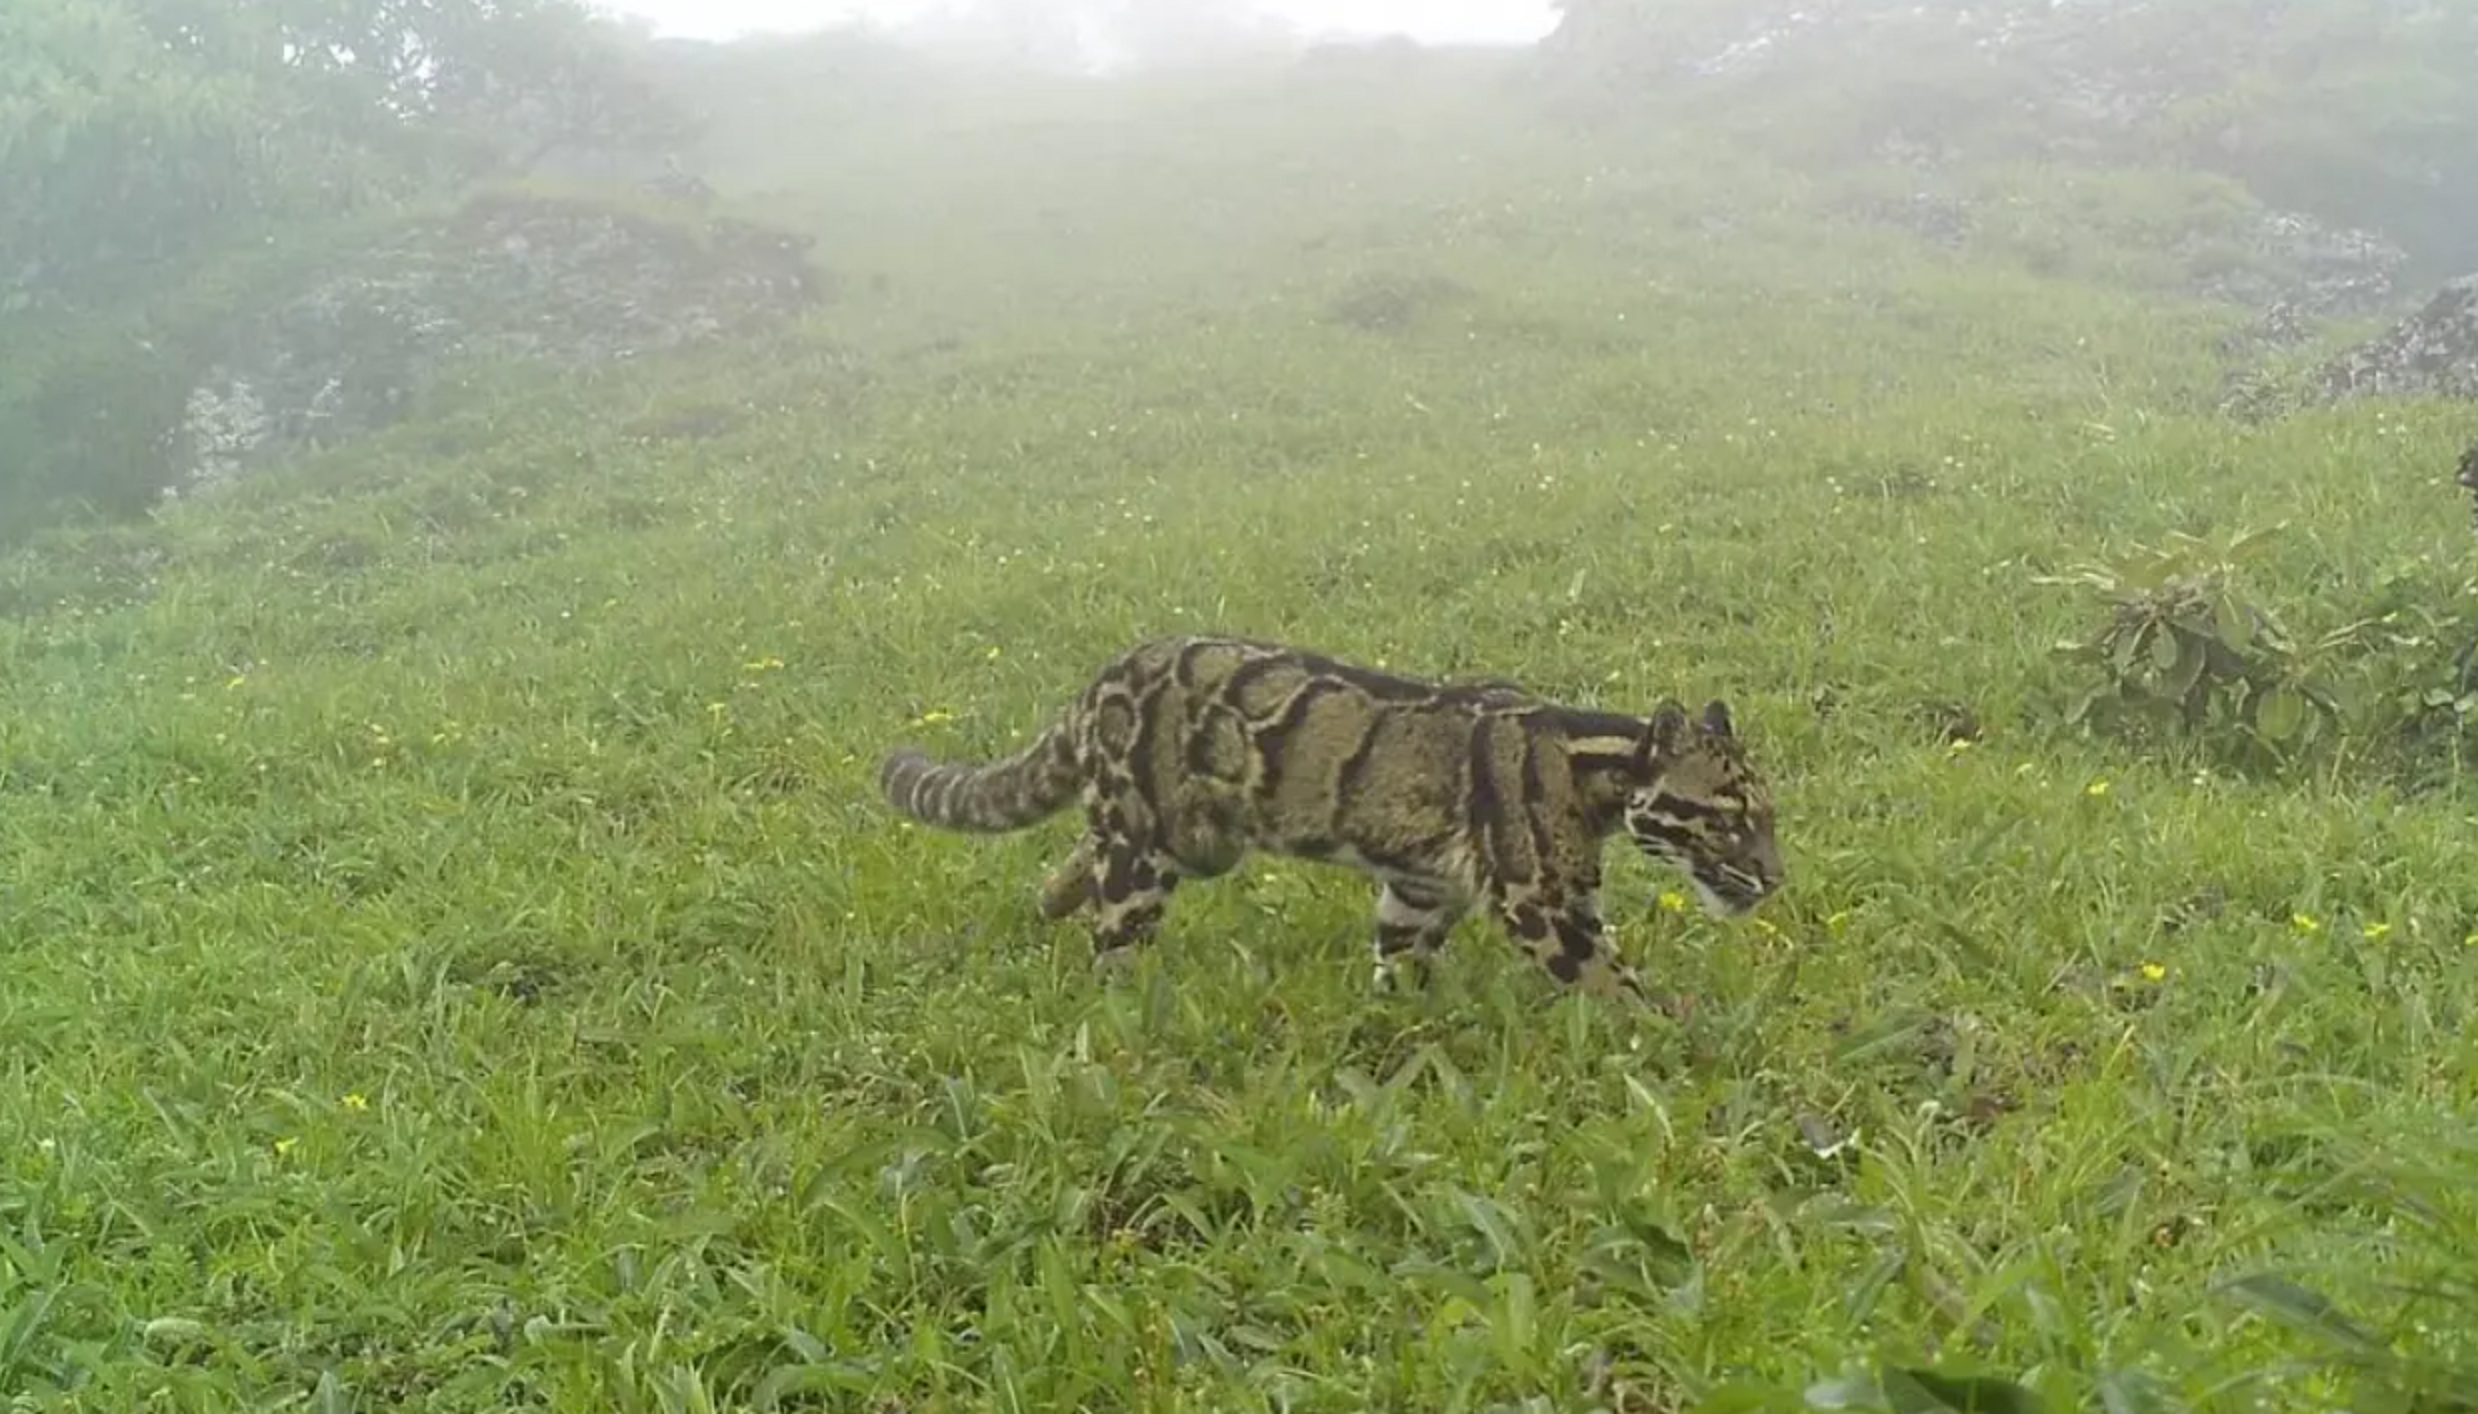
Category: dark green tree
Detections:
[{"x1": 0, "y1": 0, "x2": 695, "y2": 532}]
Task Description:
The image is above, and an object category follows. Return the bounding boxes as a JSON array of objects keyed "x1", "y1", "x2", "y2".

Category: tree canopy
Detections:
[{"x1": 0, "y1": 0, "x2": 692, "y2": 530}]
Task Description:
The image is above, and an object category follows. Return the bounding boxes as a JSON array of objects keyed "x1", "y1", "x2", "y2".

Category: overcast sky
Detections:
[{"x1": 594, "y1": 0, "x2": 1561, "y2": 47}]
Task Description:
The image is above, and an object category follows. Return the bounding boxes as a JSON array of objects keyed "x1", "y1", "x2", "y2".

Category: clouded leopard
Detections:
[{"x1": 878, "y1": 634, "x2": 1782, "y2": 1001}]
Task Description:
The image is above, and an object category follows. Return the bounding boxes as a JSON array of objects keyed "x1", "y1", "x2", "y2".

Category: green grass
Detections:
[{"x1": 3, "y1": 49, "x2": 2476, "y2": 1413}]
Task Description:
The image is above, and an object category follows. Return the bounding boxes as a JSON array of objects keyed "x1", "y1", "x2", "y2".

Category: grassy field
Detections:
[{"x1": 3, "y1": 49, "x2": 2475, "y2": 1412}]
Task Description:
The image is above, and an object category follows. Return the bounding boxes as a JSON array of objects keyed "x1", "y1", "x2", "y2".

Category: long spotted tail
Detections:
[{"x1": 878, "y1": 718, "x2": 1082, "y2": 832}]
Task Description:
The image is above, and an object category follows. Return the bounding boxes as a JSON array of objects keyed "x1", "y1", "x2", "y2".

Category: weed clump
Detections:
[
  {"x1": 1321, "y1": 270, "x2": 1474, "y2": 333},
  {"x1": 2040, "y1": 525, "x2": 2334, "y2": 759},
  {"x1": 2043, "y1": 519, "x2": 2478, "y2": 785}
]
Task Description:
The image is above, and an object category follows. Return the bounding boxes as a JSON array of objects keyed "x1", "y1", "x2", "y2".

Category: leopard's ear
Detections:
[
  {"x1": 1701, "y1": 699, "x2": 1735, "y2": 740},
  {"x1": 1644, "y1": 699, "x2": 1690, "y2": 761}
]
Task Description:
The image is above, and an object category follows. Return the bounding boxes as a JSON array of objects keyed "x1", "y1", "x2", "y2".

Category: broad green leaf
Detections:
[
  {"x1": 2148, "y1": 623, "x2": 2182, "y2": 673},
  {"x1": 2163, "y1": 633, "x2": 2208, "y2": 702},
  {"x1": 1696, "y1": 1382, "x2": 1808, "y2": 1414},
  {"x1": 2113, "y1": 624, "x2": 2149, "y2": 674},
  {"x1": 2223, "y1": 522, "x2": 2288, "y2": 560},
  {"x1": 2214, "y1": 588, "x2": 2255, "y2": 651},
  {"x1": 2095, "y1": 1369, "x2": 2175, "y2": 1414},
  {"x1": 1843, "y1": 1247, "x2": 1907, "y2": 1324},
  {"x1": 2254, "y1": 685, "x2": 2306, "y2": 743},
  {"x1": 2218, "y1": 1273, "x2": 2386, "y2": 1356},
  {"x1": 1882, "y1": 1367, "x2": 2049, "y2": 1414},
  {"x1": 1806, "y1": 1375, "x2": 1891, "y2": 1410}
]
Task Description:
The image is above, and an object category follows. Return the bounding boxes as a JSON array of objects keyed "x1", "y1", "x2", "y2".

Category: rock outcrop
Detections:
[
  {"x1": 2308, "y1": 275, "x2": 2478, "y2": 405},
  {"x1": 175, "y1": 189, "x2": 823, "y2": 494},
  {"x1": 2197, "y1": 210, "x2": 2406, "y2": 334}
]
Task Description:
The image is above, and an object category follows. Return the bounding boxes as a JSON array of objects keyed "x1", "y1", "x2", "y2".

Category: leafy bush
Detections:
[
  {"x1": 2039, "y1": 525, "x2": 2338, "y2": 762},
  {"x1": 2042, "y1": 523, "x2": 2478, "y2": 788},
  {"x1": 2316, "y1": 559, "x2": 2478, "y2": 784}
]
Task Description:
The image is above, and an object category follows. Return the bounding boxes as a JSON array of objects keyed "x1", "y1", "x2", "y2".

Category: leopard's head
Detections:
[{"x1": 1624, "y1": 699, "x2": 1782, "y2": 918}]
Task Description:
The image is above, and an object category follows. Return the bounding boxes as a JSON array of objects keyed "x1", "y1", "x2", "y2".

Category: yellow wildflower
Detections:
[
  {"x1": 2361, "y1": 922, "x2": 2391, "y2": 942},
  {"x1": 342, "y1": 1093, "x2": 369, "y2": 1111},
  {"x1": 273, "y1": 1137, "x2": 298, "y2": 1157},
  {"x1": 2085, "y1": 780, "x2": 2109, "y2": 798},
  {"x1": 2140, "y1": 961, "x2": 2168, "y2": 983},
  {"x1": 2292, "y1": 913, "x2": 2321, "y2": 935},
  {"x1": 1657, "y1": 890, "x2": 1689, "y2": 913}
]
